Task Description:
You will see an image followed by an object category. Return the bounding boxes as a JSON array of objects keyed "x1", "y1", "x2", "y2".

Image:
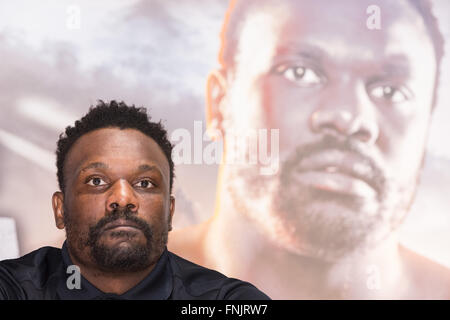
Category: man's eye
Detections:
[
  {"x1": 275, "y1": 65, "x2": 322, "y2": 87},
  {"x1": 86, "y1": 177, "x2": 107, "y2": 186},
  {"x1": 369, "y1": 85, "x2": 409, "y2": 103},
  {"x1": 135, "y1": 180, "x2": 153, "y2": 189}
]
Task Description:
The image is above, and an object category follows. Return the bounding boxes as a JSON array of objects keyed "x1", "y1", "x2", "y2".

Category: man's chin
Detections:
[
  {"x1": 275, "y1": 225, "x2": 392, "y2": 263},
  {"x1": 269, "y1": 198, "x2": 393, "y2": 262},
  {"x1": 100, "y1": 240, "x2": 143, "y2": 255},
  {"x1": 292, "y1": 236, "x2": 385, "y2": 263},
  {"x1": 99, "y1": 230, "x2": 146, "y2": 247},
  {"x1": 90, "y1": 239, "x2": 152, "y2": 273}
]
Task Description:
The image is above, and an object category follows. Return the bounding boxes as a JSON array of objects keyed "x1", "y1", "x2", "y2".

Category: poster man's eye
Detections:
[
  {"x1": 86, "y1": 177, "x2": 107, "y2": 186},
  {"x1": 275, "y1": 65, "x2": 322, "y2": 87},
  {"x1": 135, "y1": 180, "x2": 154, "y2": 189},
  {"x1": 369, "y1": 85, "x2": 410, "y2": 103}
]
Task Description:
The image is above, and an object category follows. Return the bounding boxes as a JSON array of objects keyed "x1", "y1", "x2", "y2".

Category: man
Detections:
[
  {"x1": 0, "y1": 101, "x2": 269, "y2": 300},
  {"x1": 169, "y1": 0, "x2": 450, "y2": 299}
]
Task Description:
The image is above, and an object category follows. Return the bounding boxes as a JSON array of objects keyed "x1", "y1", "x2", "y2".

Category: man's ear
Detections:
[
  {"x1": 52, "y1": 192, "x2": 65, "y2": 229},
  {"x1": 206, "y1": 69, "x2": 227, "y2": 140},
  {"x1": 168, "y1": 195, "x2": 175, "y2": 231}
]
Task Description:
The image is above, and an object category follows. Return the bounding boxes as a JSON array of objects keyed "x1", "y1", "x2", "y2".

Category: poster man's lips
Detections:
[
  {"x1": 294, "y1": 149, "x2": 379, "y2": 196},
  {"x1": 293, "y1": 170, "x2": 377, "y2": 199}
]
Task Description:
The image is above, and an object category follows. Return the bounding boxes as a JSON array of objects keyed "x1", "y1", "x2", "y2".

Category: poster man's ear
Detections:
[
  {"x1": 206, "y1": 69, "x2": 227, "y2": 140},
  {"x1": 52, "y1": 192, "x2": 65, "y2": 229}
]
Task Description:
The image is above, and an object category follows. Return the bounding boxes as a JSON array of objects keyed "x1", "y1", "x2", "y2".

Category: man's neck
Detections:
[{"x1": 204, "y1": 183, "x2": 407, "y2": 299}]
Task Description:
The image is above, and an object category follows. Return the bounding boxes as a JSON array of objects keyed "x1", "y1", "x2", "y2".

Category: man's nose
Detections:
[
  {"x1": 309, "y1": 82, "x2": 379, "y2": 144},
  {"x1": 106, "y1": 179, "x2": 139, "y2": 213}
]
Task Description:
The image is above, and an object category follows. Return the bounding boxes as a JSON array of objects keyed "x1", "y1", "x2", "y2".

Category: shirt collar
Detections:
[{"x1": 57, "y1": 241, "x2": 173, "y2": 300}]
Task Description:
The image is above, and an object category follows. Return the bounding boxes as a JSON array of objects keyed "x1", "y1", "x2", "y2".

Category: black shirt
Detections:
[{"x1": 0, "y1": 242, "x2": 270, "y2": 300}]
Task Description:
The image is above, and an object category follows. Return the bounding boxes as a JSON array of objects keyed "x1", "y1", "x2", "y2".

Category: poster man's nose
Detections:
[{"x1": 310, "y1": 82, "x2": 379, "y2": 144}]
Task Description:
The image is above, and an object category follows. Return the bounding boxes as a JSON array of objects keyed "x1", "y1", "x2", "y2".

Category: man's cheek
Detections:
[
  {"x1": 75, "y1": 196, "x2": 105, "y2": 218},
  {"x1": 382, "y1": 141, "x2": 424, "y2": 189}
]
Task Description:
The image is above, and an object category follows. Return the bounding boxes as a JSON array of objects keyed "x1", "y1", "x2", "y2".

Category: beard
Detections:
[
  {"x1": 227, "y1": 135, "x2": 418, "y2": 261},
  {"x1": 64, "y1": 207, "x2": 168, "y2": 273}
]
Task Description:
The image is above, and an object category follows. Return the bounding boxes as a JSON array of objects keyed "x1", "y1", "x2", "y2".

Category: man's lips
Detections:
[
  {"x1": 294, "y1": 149, "x2": 379, "y2": 198},
  {"x1": 102, "y1": 219, "x2": 142, "y2": 232}
]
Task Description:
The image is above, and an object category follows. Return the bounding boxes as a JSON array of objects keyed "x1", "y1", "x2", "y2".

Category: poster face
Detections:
[{"x1": 1, "y1": 0, "x2": 449, "y2": 299}]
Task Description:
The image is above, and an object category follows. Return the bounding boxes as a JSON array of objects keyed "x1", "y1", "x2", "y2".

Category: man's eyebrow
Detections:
[
  {"x1": 275, "y1": 42, "x2": 326, "y2": 63},
  {"x1": 137, "y1": 164, "x2": 160, "y2": 173},
  {"x1": 80, "y1": 162, "x2": 109, "y2": 172},
  {"x1": 298, "y1": 48, "x2": 325, "y2": 63},
  {"x1": 381, "y1": 56, "x2": 411, "y2": 77}
]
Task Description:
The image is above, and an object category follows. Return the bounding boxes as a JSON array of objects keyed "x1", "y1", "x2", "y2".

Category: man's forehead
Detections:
[
  {"x1": 233, "y1": 0, "x2": 423, "y2": 28},
  {"x1": 69, "y1": 128, "x2": 155, "y2": 153},
  {"x1": 232, "y1": 0, "x2": 431, "y2": 68},
  {"x1": 64, "y1": 128, "x2": 169, "y2": 176}
]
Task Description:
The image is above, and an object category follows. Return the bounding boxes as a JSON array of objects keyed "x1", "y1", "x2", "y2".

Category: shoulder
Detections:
[
  {"x1": 399, "y1": 245, "x2": 450, "y2": 299},
  {"x1": 167, "y1": 251, "x2": 270, "y2": 300},
  {"x1": 0, "y1": 246, "x2": 62, "y2": 299},
  {"x1": 168, "y1": 221, "x2": 210, "y2": 265}
]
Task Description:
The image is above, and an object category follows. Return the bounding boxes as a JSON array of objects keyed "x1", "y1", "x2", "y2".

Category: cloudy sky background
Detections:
[{"x1": 0, "y1": 0, "x2": 449, "y2": 267}]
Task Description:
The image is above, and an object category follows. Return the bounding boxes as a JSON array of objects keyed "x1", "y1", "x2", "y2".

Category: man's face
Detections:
[
  {"x1": 53, "y1": 128, "x2": 174, "y2": 272},
  {"x1": 216, "y1": 0, "x2": 437, "y2": 260}
]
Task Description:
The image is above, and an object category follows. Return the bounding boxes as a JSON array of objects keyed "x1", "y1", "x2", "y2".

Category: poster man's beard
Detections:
[{"x1": 228, "y1": 135, "x2": 414, "y2": 261}]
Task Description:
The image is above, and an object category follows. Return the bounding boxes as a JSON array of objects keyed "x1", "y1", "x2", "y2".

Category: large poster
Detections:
[{"x1": 1, "y1": 0, "x2": 449, "y2": 299}]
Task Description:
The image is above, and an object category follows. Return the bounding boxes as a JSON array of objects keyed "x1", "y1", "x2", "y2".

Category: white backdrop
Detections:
[{"x1": 0, "y1": 0, "x2": 449, "y2": 267}]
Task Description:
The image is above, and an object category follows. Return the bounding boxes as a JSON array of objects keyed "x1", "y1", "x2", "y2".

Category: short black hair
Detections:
[{"x1": 56, "y1": 100, "x2": 174, "y2": 193}]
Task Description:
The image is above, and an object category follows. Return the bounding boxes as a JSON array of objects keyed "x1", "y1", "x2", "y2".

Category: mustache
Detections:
[
  {"x1": 282, "y1": 135, "x2": 387, "y2": 197},
  {"x1": 86, "y1": 207, "x2": 153, "y2": 246}
]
